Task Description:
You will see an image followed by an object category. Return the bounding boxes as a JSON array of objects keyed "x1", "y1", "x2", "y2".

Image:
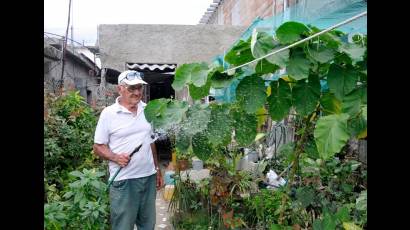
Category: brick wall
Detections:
[{"x1": 210, "y1": 0, "x2": 298, "y2": 26}]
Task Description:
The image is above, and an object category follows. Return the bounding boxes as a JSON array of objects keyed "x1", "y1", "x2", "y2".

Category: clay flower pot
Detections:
[{"x1": 177, "y1": 159, "x2": 189, "y2": 171}]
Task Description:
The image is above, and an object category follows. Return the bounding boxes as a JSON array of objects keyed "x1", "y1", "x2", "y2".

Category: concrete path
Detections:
[
  {"x1": 135, "y1": 162, "x2": 173, "y2": 230},
  {"x1": 132, "y1": 189, "x2": 172, "y2": 230},
  {"x1": 154, "y1": 189, "x2": 172, "y2": 229}
]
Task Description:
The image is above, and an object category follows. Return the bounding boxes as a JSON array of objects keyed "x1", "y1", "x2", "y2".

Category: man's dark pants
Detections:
[{"x1": 110, "y1": 174, "x2": 156, "y2": 230}]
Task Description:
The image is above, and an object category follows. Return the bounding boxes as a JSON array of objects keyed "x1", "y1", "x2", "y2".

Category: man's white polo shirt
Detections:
[{"x1": 94, "y1": 97, "x2": 156, "y2": 181}]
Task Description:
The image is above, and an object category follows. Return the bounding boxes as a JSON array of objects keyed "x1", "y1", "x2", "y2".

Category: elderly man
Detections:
[{"x1": 93, "y1": 70, "x2": 164, "y2": 230}]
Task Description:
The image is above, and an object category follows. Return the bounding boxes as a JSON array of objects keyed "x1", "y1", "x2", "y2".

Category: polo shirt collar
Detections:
[{"x1": 114, "y1": 96, "x2": 144, "y2": 114}]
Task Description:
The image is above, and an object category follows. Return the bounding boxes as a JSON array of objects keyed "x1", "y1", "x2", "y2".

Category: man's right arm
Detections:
[{"x1": 93, "y1": 144, "x2": 130, "y2": 167}]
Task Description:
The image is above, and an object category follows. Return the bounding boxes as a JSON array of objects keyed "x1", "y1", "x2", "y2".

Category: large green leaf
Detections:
[
  {"x1": 320, "y1": 92, "x2": 342, "y2": 115},
  {"x1": 251, "y1": 30, "x2": 289, "y2": 67},
  {"x1": 348, "y1": 114, "x2": 367, "y2": 139},
  {"x1": 145, "y1": 100, "x2": 188, "y2": 131},
  {"x1": 287, "y1": 55, "x2": 311, "y2": 80},
  {"x1": 305, "y1": 140, "x2": 320, "y2": 159},
  {"x1": 189, "y1": 78, "x2": 211, "y2": 100},
  {"x1": 238, "y1": 65, "x2": 257, "y2": 77},
  {"x1": 144, "y1": 98, "x2": 169, "y2": 124},
  {"x1": 296, "y1": 187, "x2": 315, "y2": 208},
  {"x1": 276, "y1": 21, "x2": 309, "y2": 44},
  {"x1": 339, "y1": 43, "x2": 366, "y2": 63},
  {"x1": 192, "y1": 132, "x2": 212, "y2": 161},
  {"x1": 224, "y1": 38, "x2": 254, "y2": 66},
  {"x1": 265, "y1": 46, "x2": 289, "y2": 68},
  {"x1": 313, "y1": 209, "x2": 338, "y2": 230},
  {"x1": 233, "y1": 110, "x2": 257, "y2": 146},
  {"x1": 172, "y1": 64, "x2": 196, "y2": 91},
  {"x1": 179, "y1": 103, "x2": 211, "y2": 136},
  {"x1": 175, "y1": 129, "x2": 191, "y2": 153},
  {"x1": 191, "y1": 63, "x2": 210, "y2": 87},
  {"x1": 314, "y1": 113, "x2": 350, "y2": 159},
  {"x1": 206, "y1": 104, "x2": 233, "y2": 147},
  {"x1": 267, "y1": 79, "x2": 292, "y2": 121},
  {"x1": 335, "y1": 206, "x2": 350, "y2": 222},
  {"x1": 309, "y1": 26, "x2": 342, "y2": 49},
  {"x1": 317, "y1": 62, "x2": 331, "y2": 78},
  {"x1": 236, "y1": 75, "x2": 267, "y2": 114},
  {"x1": 172, "y1": 63, "x2": 209, "y2": 91},
  {"x1": 255, "y1": 59, "x2": 280, "y2": 74},
  {"x1": 292, "y1": 75, "x2": 320, "y2": 116},
  {"x1": 69, "y1": 170, "x2": 83, "y2": 178},
  {"x1": 251, "y1": 31, "x2": 274, "y2": 59},
  {"x1": 309, "y1": 45, "x2": 335, "y2": 63},
  {"x1": 341, "y1": 86, "x2": 367, "y2": 115},
  {"x1": 210, "y1": 70, "x2": 236, "y2": 89},
  {"x1": 327, "y1": 64, "x2": 358, "y2": 100},
  {"x1": 334, "y1": 52, "x2": 354, "y2": 66},
  {"x1": 160, "y1": 100, "x2": 189, "y2": 131},
  {"x1": 312, "y1": 220, "x2": 323, "y2": 230}
]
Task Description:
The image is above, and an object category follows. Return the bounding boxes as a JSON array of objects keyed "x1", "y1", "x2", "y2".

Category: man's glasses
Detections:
[
  {"x1": 122, "y1": 71, "x2": 144, "y2": 82},
  {"x1": 124, "y1": 84, "x2": 143, "y2": 92}
]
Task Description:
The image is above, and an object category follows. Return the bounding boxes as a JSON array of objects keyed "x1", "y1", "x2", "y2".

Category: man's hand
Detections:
[
  {"x1": 114, "y1": 154, "x2": 131, "y2": 167},
  {"x1": 156, "y1": 170, "x2": 164, "y2": 190},
  {"x1": 93, "y1": 144, "x2": 131, "y2": 167}
]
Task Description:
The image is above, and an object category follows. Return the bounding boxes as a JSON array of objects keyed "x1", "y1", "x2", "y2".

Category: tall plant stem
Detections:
[{"x1": 278, "y1": 107, "x2": 319, "y2": 224}]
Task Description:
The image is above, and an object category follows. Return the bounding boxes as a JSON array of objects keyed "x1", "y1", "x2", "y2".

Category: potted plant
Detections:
[
  {"x1": 175, "y1": 148, "x2": 192, "y2": 171},
  {"x1": 167, "y1": 131, "x2": 188, "y2": 170}
]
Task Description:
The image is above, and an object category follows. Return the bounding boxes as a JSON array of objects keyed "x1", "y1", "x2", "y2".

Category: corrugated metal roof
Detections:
[
  {"x1": 126, "y1": 63, "x2": 177, "y2": 72},
  {"x1": 44, "y1": 36, "x2": 101, "y2": 71},
  {"x1": 44, "y1": 43, "x2": 62, "y2": 60},
  {"x1": 76, "y1": 48, "x2": 102, "y2": 69},
  {"x1": 199, "y1": 0, "x2": 222, "y2": 24}
]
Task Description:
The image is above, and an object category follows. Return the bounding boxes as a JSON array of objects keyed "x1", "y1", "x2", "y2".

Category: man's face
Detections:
[{"x1": 119, "y1": 84, "x2": 144, "y2": 105}]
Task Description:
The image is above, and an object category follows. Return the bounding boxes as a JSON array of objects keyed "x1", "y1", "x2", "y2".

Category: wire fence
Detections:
[{"x1": 263, "y1": 119, "x2": 367, "y2": 164}]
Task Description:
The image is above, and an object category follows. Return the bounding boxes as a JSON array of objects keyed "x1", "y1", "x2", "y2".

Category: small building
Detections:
[
  {"x1": 44, "y1": 36, "x2": 101, "y2": 106},
  {"x1": 97, "y1": 24, "x2": 246, "y2": 104}
]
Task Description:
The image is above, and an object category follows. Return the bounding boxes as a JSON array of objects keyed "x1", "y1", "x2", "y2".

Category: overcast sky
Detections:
[{"x1": 44, "y1": 0, "x2": 214, "y2": 45}]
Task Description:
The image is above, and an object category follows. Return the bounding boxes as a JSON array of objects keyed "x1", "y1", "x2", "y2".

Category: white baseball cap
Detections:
[{"x1": 118, "y1": 70, "x2": 148, "y2": 85}]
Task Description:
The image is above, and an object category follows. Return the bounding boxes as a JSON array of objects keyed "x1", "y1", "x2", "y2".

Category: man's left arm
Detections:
[{"x1": 151, "y1": 143, "x2": 164, "y2": 189}]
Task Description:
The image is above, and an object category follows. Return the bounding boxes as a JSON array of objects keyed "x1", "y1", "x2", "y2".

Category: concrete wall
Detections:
[{"x1": 97, "y1": 24, "x2": 246, "y2": 72}]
